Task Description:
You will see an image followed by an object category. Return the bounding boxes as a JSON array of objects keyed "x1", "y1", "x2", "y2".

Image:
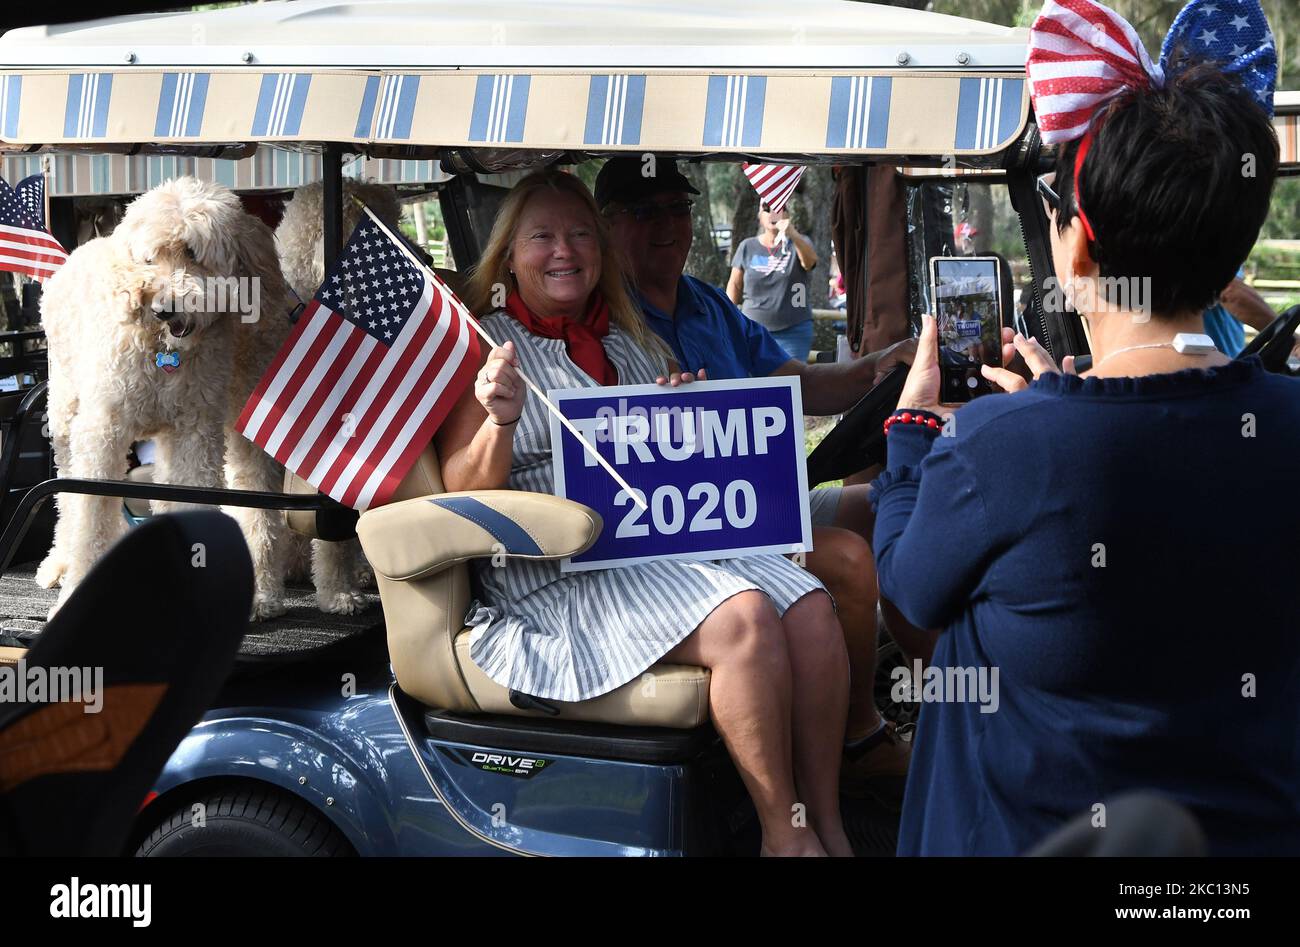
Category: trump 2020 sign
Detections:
[{"x1": 549, "y1": 377, "x2": 812, "y2": 572}]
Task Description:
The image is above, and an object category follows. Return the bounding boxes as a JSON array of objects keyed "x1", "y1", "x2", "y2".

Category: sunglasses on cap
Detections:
[{"x1": 605, "y1": 199, "x2": 695, "y2": 223}]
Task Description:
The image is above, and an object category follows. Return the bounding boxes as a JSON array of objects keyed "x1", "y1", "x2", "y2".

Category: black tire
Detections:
[{"x1": 135, "y1": 786, "x2": 353, "y2": 857}]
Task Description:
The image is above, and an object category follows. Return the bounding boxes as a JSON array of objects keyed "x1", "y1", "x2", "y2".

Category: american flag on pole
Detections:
[
  {"x1": 0, "y1": 174, "x2": 67, "y2": 281},
  {"x1": 742, "y1": 163, "x2": 804, "y2": 214},
  {"x1": 236, "y1": 214, "x2": 480, "y2": 510}
]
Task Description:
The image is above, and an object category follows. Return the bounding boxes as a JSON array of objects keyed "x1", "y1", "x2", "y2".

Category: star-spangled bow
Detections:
[{"x1": 1028, "y1": 0, "x2": 1277, "y2": 145}]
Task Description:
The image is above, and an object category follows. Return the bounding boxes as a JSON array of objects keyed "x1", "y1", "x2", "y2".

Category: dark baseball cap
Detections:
[{"x1": 594, "y1": 155, "x2": 700, "y2": 210}]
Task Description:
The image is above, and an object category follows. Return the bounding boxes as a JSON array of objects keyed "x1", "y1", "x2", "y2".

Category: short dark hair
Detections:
[{"x1": 1053, "y1": 62, "x2": 1279, "y2": 317}]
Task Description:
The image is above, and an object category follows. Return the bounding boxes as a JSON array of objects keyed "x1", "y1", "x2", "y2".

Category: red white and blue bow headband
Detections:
[{"x1": 1028, "y1": 0, "x2": 1277, "y2": 146}]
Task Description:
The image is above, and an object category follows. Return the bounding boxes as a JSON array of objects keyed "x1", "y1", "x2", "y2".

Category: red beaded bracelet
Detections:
[{"x1": 883, "y1": 410, "x2": 943, "y2": 435}]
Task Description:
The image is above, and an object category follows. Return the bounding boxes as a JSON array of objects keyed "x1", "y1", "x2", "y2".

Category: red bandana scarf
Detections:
[{"x1": 504, "y1": 290, "x2": 619, "y2": 386}]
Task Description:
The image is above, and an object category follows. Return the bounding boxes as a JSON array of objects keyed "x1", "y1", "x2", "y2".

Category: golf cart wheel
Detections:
[{"x1": 135, "y1": 786, "x2": 353, "y2": 857}]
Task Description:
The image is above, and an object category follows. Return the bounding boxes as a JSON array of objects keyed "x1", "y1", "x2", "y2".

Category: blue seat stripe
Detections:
[{"x1": 428, "y1": 497, "x2": 543, "y2": 556}]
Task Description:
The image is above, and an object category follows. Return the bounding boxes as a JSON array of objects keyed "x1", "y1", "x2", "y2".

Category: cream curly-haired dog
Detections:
[
  {"x1": 274, "y1": 179, "x2": 403, "y2": 604},
  {"x1": 37, "y1": 177, "x2": 299, "y2": 618}
]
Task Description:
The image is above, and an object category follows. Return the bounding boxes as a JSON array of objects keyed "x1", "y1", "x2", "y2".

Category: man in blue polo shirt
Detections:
[{"x1": 596, "y1": 155, "x2": 919, "y2": 801}]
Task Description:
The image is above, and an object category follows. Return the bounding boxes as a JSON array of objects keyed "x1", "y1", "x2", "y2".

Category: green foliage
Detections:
[{"x1": 1259, "y1": 178, "x2": 1300, "y2": 243}]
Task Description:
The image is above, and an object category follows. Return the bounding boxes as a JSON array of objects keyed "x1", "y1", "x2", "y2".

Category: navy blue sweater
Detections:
[{"x1": 871, "y1": 357, "x2": 1300, "y2": 856}]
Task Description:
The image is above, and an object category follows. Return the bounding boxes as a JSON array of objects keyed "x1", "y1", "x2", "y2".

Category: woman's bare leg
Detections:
[
  {"x1": 781, "y1": 590, "x2": 854, "y2": 856},
  {"x1": 663, "y1": 590, "x2": 824, "y2": 856}
]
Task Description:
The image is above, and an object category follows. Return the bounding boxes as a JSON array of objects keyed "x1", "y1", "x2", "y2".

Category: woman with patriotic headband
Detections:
[{"x1": 872, "y1": 0, "x2": 1300, "y2": 855}]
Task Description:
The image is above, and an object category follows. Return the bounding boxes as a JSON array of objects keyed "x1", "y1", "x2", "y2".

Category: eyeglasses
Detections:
[
  {"x1": 1036, "y1": 174, "x2": 1060, "y2": 213},
  {"x1": 605, "y1": 199, "x2": 694, "y2": 223}
]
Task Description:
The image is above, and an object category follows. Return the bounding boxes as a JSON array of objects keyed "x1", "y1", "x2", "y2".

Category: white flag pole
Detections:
[{"x1": 359, "y1": 203, "x2": 648, "y2": 511}]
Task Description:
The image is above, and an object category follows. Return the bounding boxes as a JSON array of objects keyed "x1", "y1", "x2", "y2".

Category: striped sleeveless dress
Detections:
[{"x1": 466, "y1": 310, "x2": 826, "y2": 703}]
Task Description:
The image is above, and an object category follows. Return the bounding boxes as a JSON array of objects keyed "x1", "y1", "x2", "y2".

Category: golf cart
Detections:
[{"x1": 1, "y1": 0, "x2": 1297, "y2": 857}]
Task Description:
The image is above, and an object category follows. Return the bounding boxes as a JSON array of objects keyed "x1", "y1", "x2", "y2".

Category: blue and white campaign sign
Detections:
[{"x1": 549, "y1": 377, "x2": 812, "y2": 572}]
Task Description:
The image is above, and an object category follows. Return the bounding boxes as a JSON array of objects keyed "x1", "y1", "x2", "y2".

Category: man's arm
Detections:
[
  {"x1": 1219, "y1": 277, "x2": 1277, "y2": 332},
  {"x1": 769, "y1": 337, "x2": 917, "y2": 416}
]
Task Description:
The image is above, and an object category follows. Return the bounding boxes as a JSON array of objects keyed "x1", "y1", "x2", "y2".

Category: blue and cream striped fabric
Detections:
[
  {"x1": 251, "y1": 73, "x2": 311, "y2": 137},
  {"x1": 469, "y1": 74, "x2": 530, "y2": 144},
  {"x1": 63, "y1": 73, "x2": 112, "y2": 139},
  {"x1": 702, "y1": 75, "x2": 766, "y2": 148},
  {"x1": 584, "y1": 74, "x2": 646, "y2": 146},
  {"x1": 371, "y1": 74, "x2": 421, "y2": 140},
  {"x1": 465, "y1": 311, "x2": 825, "y2": 703},
  {"x1": 825, "y1": 75, "x2": 891, "y2": 149},
  {"x1": 154, "y1": 72, "x2": 209, "y2": 138},
  {"x1": 3, "y1": 67, "x2": 1033, "y2": 155},
  {"x1": 955, "y1": 77, "x2": 1025, "y2": 151}
]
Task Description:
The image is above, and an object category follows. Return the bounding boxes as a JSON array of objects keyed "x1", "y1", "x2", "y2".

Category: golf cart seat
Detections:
[{"x1": 339, "y1": 444, "x2": 711, "y2": 729}]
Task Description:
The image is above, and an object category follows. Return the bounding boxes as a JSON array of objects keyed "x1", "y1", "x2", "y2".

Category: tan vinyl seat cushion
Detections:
[
  {"x1": 355, "y1": 446, "x2": 713, "y2": 730},
  {"x1": 453, "y1": 631, "x2": 710, "y2": 727}
]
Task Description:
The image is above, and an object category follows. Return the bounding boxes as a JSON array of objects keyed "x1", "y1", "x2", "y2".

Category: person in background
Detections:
[
  {"x1": 829, "y1": 268, "x2": 847, "y2": 310},
  {"x1": 727, "y1": 202, "x2": 818, "y2": 363},
  {"x1": 1202, "y1": 269, "x2": 1281, "y2": 356}
]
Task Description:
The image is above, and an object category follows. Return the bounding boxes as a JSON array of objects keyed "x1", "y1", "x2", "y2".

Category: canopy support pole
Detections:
[{"x1": 323, "y1": 143, "x2": 345, "y2": 270}]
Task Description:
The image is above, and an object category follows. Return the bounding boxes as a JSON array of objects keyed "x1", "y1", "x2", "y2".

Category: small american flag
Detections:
[
  {"x1": 742, "y1": 163, "x2": 804, "y2": 215},
  {"x1": 0, "y1": 174, "x2": 67, "y2": 281},
  {"x1": 237, "y1": 213, "x2": 480, "y2": 511}
]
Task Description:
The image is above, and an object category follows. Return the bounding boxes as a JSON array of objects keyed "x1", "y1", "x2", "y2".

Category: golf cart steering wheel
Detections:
[
  {"x1": 1237, "y1": 304, "x2": 1300, "y2": 374},
  {"x1": 805, "y1": 368, "x2": 907, "y2": 487}
]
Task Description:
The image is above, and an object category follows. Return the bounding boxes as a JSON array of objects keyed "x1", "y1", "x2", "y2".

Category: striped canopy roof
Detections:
[{"x1": 0, "y1": 0, "x2": 1032, "y2": 161}]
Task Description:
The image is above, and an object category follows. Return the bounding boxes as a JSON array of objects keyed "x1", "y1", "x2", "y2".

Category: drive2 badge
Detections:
[{"x1": 442, "y1": 747, "x2": 552, "y2": 779}]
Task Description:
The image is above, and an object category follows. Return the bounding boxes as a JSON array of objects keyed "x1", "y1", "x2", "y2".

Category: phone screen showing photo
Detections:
[{"x1": 931, "y1": 257, "x2": 1002, "y2": 403}]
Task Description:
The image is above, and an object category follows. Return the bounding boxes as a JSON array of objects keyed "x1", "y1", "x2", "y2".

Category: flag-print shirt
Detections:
[{"x1": 731, "y1": 236, "x2": 811, "y2": 332}]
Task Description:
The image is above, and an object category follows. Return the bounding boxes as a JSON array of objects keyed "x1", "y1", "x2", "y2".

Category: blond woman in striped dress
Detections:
[{"x1": 434, "y1": 171, "x2": 851, "y2": 857}]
